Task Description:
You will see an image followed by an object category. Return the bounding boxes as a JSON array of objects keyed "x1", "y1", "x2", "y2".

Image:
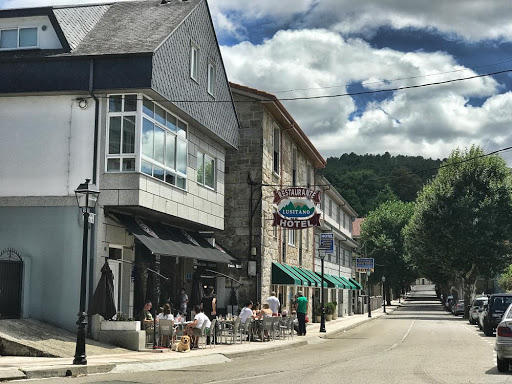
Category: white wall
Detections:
[
  {"x1": 0, "y1": 95, "x2": 95, "y2": 196},
  {"x1": 0, "y1": 16, "x2": 62, "y2": 50}
]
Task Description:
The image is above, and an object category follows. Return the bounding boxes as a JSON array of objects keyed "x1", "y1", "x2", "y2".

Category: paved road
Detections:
[{"x1": 40, "y1": 286, "x2": 509, "y2": 384}]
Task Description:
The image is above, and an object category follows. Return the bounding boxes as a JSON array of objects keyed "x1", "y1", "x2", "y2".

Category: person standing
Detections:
[
  {"x1": 201, "y1": 287, "x2": 217, "y2": 320},
  {"x1": 296, "y1": 291, "x2": 308, "y2": 336},
  {"x1": 179, "y1": 288, "x2": 189, "y2": 316},
  {"x1": 267, "y1": 291, "x2": 280, "y2": 316}
]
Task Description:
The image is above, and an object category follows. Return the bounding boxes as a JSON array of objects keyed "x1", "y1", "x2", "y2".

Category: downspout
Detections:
[{"x1": 87, "y1": 59, "x2": 100, "y2": 337}]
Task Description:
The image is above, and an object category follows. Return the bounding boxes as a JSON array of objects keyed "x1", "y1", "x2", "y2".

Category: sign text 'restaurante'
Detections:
[{"x1": 273, "y1": 187, "x2": 321, "y2": 204}]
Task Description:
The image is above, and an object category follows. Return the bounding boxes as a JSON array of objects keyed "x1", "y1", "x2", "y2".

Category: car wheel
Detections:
[
  {"x1": 497, "y1": 357, "x2": 509, "y2": 372},
  {"x1": 484, "y1": 322, "x2": 494, "y2": 336},
  {"x1": 469, "y1": 318, "x2": 474, "y2": 325}
]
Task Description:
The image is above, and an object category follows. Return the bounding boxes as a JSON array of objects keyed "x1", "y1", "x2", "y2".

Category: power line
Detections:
[
  {"x1": 268, "y1": 58, "x2": 512, "y2": 94},
  {"x1": 93, "y1": 68, "x2": 512, "y2": 104}
]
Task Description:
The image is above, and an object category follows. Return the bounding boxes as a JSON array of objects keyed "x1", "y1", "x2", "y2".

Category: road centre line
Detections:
[{"x1": 387, "y1": 310, "x2": 419, "y2": 351}]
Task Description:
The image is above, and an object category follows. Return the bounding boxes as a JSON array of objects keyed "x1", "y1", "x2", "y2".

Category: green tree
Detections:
[
  {"x1": 405, "y1": 146, "x2": 512, "y2": 317},
  {"x1": 361, "y1": 200, "x2": 416, "y2": 304},
  {"x1": 498, "y1": 265, "x2": 512, "y2": 292}
]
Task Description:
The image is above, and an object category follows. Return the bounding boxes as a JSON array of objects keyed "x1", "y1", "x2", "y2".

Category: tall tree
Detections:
[
  {"x1": 405, "y1": 146, "x2": 512, "y2": 317},
  {"x1": 360, "y1": 200, "x2": 416, "y2": 304}
]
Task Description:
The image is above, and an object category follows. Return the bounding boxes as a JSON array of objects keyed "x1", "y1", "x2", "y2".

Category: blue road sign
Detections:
[
  {"x1": 319, "y1": 233, "x2": 334, "y2": 254},
  {"x1": 356, "y1": 258, "x2": 375, "y2": 271}
]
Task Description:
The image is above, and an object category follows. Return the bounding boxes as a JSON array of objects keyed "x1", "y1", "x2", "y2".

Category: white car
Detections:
[{"x1": 494, "y1": 303, "x2": 512, "y2": 372}]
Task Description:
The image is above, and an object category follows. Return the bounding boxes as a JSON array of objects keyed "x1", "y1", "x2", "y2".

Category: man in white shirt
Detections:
[
  {"x1": 267, "y1": 291, "x2": 280, "y2": 316},
  {"x1": 240, "y1": 301, "x2": 254, "y2": 323},
  {"x1": 186, "y1": 305, "x2": 211, "y2": 348}
]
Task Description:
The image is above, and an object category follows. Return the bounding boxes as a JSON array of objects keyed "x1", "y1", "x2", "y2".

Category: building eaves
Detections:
[{"x1": 230, "y1": 82, "x2": 326, "y2": 169}]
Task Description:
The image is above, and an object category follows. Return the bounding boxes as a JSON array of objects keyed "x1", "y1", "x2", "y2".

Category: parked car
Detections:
[
  {"x1": 482, "y1": 294, "x2": 512, "y2": 336},
  {"x1": 494, "y1": 302, "x2": 512, "y2": 372},
  {"x1": 445, "y1": 295, "x2": 454, "y2": 310},
  {"x1": 469, "y1": 297, "x2": 488, "y2": 325},
  {"x1": 453, "y1": 299, "x2": 465, "y2": 316}
]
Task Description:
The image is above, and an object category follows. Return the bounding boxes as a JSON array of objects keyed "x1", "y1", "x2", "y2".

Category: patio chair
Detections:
[
  {"x1": 279, "y1": 317, "x2": 290, "y2": 340},
  {"x1": 209, "y1": 318, "x2": 217, "y2": 348},
  {"x1": 144, "y1": 324, "x2": 156, "y2": 348},
  {"x1": 223, "y1": 317, "x2": 242, "y2": 344},
  {"x1": 271, "y1": 317, "x2": 280, "y2": 340},
  {"x1": 196, "y1": 319, "x2": 209, "y2": 349},
  {"x1": 241, "y1": 319, "x2": 252, "y2": 343},
  {"x1": 158, "y1": 319, "x2": 174, "y2": 348},
  {"x1": 261, "y1": 316, "x2": 273, "y2": 342}
]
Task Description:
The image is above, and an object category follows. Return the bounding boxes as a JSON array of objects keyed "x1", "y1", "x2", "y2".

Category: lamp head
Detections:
[{"x1": 75, "y1": 179, "x2": 100, "y2": 209}]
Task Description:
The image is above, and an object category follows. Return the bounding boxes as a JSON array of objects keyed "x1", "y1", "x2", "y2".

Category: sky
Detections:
[{"x1": 2, "y1": 0, "x2": 512, "y2": 163}]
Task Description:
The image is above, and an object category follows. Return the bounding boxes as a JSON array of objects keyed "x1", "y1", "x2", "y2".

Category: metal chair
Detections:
[
  {"x1": 241, "y1": 319, "x2": 252, "y2": 343},
  {"x1": 197, "y1": 319, "x2": 209, "y2": 349},
  {"x1": 223, "y1": 317, "x2": 242, "y2": 344},
  {"x1": 158, "y1": 319, "x2": 174, "y2": 348},
  {"x1": 261, "y1": 316, "x2": 273, "y2": 342},
  {"x1": 279, "y1": 317, "x2": 290, "y2": 340},
  {"x1": 271, "y1": 317, "x2": 280, "y2": 340},
  {"x1": 209, "y1": 318, "x2": 217, "y2": 348}
]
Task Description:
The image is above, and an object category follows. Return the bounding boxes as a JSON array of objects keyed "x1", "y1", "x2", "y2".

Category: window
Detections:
[
  {"x1": 337, "y1": 206, "x2": 341, "y2": 226},
  {"x1": 197, "y1": 150, "x2": 215, "y2": 189},
  {"x1": 190, "y1": 43, "x2": 199, "y2": 81},
  {"x1": 307, "y1": 164, "x2": 312, "y2": 188},
  {"x1": 273, "y1": 127, "x2": 280, "y2": 175},
  {"x1": 208, "y1": 61, "x2": 216, "y2": 97},
  {"x1": 0, "y1": 27, "x2": 37, "y2": 49},
  {"x1": 292, "y1": 147, "x2": 297, "y2": 186},
  {"x1": 329, "y1": 199, "x2": 332, "y2": 218},
  {"x1": 305, "y1": 228, "x2": 309, "y2": 250},
  {"x1": 141, "y1": 97, "x2": 187, "y2": 189},
  {"x1": 288, "y1": 229, "x2": 295, "y2": 246},
  {"x1": 106, "y1": 95, "x2": 137, "y2": 172}
]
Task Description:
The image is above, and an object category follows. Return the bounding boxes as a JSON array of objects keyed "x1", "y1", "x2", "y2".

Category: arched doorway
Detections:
[{"x1": 0, "y1": 248, "x2": 23, "y2": 319}]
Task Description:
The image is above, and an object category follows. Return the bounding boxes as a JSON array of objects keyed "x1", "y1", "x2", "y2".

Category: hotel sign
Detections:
[{"x1": 272, "y1": 187, "x2": 321, "y2": 229}]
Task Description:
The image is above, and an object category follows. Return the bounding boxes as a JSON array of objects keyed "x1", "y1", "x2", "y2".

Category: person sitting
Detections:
[
  {"x1": 185, "y1": 305, "x2": 211, "y2": 348},
  {"x1": 281, "y1": 310, "x2": 288, "y2": 318},
  {"x1": 157, "y1": 303, "x2": 174, "y2": 346},
  {"x1": 259, "y1": 303, "x2": 273, "y2": 318},
  {"x1": 140, "y1": 301, "x2": 154, "y2": 329},
  {"x1": 240, "y1": 301, "x2": 254, "y2": 324},
  {"x1": 252, "y1": 303, "x2": 261, "y2": 317}
]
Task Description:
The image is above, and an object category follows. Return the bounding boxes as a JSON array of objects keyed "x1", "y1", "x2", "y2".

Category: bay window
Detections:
[{"x1": 106, "y1": 94, "x2": 188, "y2": 190}]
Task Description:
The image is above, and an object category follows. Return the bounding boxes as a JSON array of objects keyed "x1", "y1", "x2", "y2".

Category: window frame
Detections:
[
  {"x1": 0, "y1": 26, "x2": 39, "y2": 50},
  {"x1": 197, "y1": 149, "x2": 216, "y2": 190},
  {"x1": 292, "y1": 146, "x2": 297, "y2": 186},
  {"x1": 273, "y1": 127, "x2": 280, "y2": 176},
  {"x1": 288, "y1": 229, "x2": 296, "y2": 246},
  {"x1": 105, "y1": 94, "x2": 138, "y2": 173},
  {"x1": 190, "y1": 41, "x2": 199, "y2": 83},
  {"x1": 207, "y1": 60, "x2": 216, "y2": 97}
]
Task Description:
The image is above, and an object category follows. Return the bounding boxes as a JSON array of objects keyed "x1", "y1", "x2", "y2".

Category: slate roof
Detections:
[{"x1": 0, "y1": 0, "x2": 201, "y2": 57}]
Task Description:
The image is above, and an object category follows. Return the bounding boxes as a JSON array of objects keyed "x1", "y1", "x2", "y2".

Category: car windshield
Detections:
[
  {"x1": 474, "y1": 299, "x2": 486, "y2": 307},
  {"x1": 492, "y1": 296, "x2": 512, "y2": 311}
]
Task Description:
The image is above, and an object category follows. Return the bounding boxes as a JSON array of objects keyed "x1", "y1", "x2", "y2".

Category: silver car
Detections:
[
  {"x1": 470, "y1": 297, "x2": 488, "y2": 325},
  {"x1": 494, "y1": 303, "x2": 512, "y2": 372}
]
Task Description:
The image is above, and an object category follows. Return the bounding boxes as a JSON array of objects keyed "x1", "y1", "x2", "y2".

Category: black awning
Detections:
[{"x1": 113, "y1": 213, "x2": 236, "y2": 264}]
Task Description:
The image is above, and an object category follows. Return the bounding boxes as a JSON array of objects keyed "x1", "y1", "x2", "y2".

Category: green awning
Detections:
[
  {"x1": 349, "y1": 278, "x2": 363, "y2": 290},
  {"x1": 339, "y1": 276, "x2": 357, "y2": 290},
  {"x1": 289, "y1": 266, "x2": 327, "y2": 288},
  {"x1": 288, "y1": 265, "x2": 316, "y2": 287},
  {"x1": 315, "y1": 272, "x2": 343, "y2": 288},
  {"x1": 272, "y1": 262, "x2": 301, "y2": 285},
  {"x1": 330, "y1": 275, "x2": 351, "y2": 289},
  {"x1": 278, "y1": 263, "x2": 309, "y2": 286}
]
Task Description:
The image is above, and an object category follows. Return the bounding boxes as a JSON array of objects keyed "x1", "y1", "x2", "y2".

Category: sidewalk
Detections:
[{"x1": 0, "y1": 299, "x2": 403, "y2": 381}]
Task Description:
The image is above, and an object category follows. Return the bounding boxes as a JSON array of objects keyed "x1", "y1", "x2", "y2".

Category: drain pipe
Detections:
[{"x1": 87, "y1": 59, "x2": 100, "y2": 337}]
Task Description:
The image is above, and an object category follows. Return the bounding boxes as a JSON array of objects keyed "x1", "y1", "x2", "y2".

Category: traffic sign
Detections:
[
  {"x1": 319, "y1": 233, "x2": 334, "y2": 254},
  {"x1": 356, "y1": 258, "x2": 374, "y2": 272}
]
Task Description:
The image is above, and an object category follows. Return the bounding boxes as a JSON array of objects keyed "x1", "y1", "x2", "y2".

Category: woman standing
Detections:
[{"x1": 201, "y1": 286, "x2": 217, "y2": 320}]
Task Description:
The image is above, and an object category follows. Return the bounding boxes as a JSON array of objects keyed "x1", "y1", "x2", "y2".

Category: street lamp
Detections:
[
  {"x1": 319, "y1": 251, "x2": 326, "y2": 333},
  {"x1": 367, "y1": 270, "x2": 371, "y2": 318},
  {"x1": 73, "y1": 179, "x2": 99, "y2": 365},
  {"x1": 382, "y1": 275, "x2": 386, "y2": 314}
]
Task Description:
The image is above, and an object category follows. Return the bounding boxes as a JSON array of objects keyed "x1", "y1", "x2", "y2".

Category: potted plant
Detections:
[
  {"x1": 315, "y1": 305, "x2": 323, "y2": 323},
  {"x1": 100, "y1": 312, "x2": 141, "y2": 331},
  {"x1": 325, "y1": 302, "x2": 334, "y2": 321},
  {"x1": 331, "y1": 301, "x2": 338, "y2": 320}
]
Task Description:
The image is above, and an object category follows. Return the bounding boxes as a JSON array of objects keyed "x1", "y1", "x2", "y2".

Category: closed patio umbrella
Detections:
[{"x1": 88, "y1": 259, "x2": 117, "y2": 320}]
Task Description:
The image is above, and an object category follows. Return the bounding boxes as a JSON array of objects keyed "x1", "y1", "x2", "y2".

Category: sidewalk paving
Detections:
[{"x1": 0, "y1": 299, "x2": 404, "y2": 381}]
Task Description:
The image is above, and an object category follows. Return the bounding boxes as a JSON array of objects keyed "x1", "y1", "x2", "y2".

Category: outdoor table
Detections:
[{"x1": 216, "y1": 319, "x2": 235, "y2": 344}]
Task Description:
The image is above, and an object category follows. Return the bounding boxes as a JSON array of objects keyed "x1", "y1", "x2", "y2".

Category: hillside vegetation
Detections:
[{"x1": 320, "y1": 152, "x2": 442, "y2": 216}]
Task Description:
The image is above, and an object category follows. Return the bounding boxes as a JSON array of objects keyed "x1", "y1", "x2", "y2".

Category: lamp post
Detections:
[
  {"x1": 367, "y1": 270, "x2": 372, "y2": 318},
  {"x1": 382, "y1": 275, "x2": 386, "y2": 314},
  {"x1": 73, "y1": 179, "x2": 99, "y2": 365},
  {"x1": 319, "y1": 252, "x2": 326, "y2": 333}
]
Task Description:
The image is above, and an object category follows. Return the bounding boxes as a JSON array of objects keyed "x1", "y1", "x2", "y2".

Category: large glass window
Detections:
[
  {"x1": 107, "y1": 95, "x2": 137, "y2": 172},
  {"x1": 141, "y1": 97, "x2": 188, "y2": 190},
  {"x1": 197, "y1": 150, "x2": 215, "y2": 190},
  {"x1": 0, "y1": 27, "x2": 37, "y2": 49}
]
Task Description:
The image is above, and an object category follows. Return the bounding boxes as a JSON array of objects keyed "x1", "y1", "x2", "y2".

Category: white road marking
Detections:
[{"x1": 387, "y1": 311, "x2": 418, "y2": 351}]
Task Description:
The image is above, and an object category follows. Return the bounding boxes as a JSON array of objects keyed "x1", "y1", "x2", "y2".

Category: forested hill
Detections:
[{"x1": 320, "y1": 152, "x2": 443, "y2": 216}]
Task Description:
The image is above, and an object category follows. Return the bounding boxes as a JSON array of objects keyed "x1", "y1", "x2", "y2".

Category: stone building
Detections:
[{"x1": 216, "y1": 83, "x2": 326, "y2": 318}]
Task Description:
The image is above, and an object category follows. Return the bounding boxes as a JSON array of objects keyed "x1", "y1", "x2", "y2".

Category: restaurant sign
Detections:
[{"x1": 272, "y1": 187, "x2": 321, "y2": 229}]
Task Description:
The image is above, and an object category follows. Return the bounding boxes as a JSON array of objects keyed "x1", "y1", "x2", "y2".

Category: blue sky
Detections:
[{"x1": 3, "y1": 0, "x2": 512, "y2": 162}]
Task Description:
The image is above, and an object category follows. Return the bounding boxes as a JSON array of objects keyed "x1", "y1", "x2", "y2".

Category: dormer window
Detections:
[{"x1": 0, "y1": 27, "x2": 38, "y2": 49}]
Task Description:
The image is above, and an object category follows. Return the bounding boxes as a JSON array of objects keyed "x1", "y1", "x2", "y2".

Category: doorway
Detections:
[{"x1": 0, "y1": 248, "x2": 23, "y2": 319}]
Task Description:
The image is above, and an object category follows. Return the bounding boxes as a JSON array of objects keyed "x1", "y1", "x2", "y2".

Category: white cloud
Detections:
[
  {"x1": 210, "y1": 0, "x2": 512, "y2": 43},
  {"x1": 221, "y1": 29, "x2": 511, "y2": 160}
]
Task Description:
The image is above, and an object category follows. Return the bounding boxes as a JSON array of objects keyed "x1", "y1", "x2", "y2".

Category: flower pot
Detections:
[
  {"x1": 332, "y1": 312, "x2": 338, "y2": 320},
  {"x1": 326, "y1": 314, "x2": 332, "y2": 321},
  {"x1": 100, "y1": 320, "x2": 141, "y2": 331},
  {"x1": 316, "y1": 315, "x2": 322, "y2": 323}
]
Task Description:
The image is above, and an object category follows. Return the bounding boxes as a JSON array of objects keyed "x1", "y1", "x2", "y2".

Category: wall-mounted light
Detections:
[{"x1": 78, "y1": 99, "x2": 88, "y2": 109}]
